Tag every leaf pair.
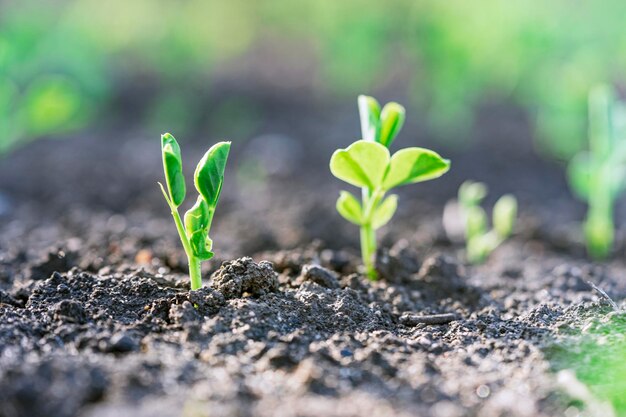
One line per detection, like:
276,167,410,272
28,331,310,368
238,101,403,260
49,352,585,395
330,140,450,191
161,133,230,260
358,95,406,147
337,191,398,229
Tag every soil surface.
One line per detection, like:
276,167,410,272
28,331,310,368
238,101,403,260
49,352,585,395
1,95,625,417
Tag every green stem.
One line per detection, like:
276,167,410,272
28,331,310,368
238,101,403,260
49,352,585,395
188,256,202,290
360,223,376,279
359,188,384,280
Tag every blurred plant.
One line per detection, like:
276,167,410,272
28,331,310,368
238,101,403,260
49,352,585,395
0,3,107,153
331,96,450,279
567,85,626,259
456,181,517,264
159,133,230,290
549,308,626,416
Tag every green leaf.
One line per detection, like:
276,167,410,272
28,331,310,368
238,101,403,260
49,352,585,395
458,181,488,207
184,196,210,236
161,133,186,207
336,191,363,225
189,229,214,260
567,153,592,201
382,147,450,190
358,95,381,142
493,194,517,238
194,141,231,208
379,102,405,148
330,140,390,189
372,194,398,229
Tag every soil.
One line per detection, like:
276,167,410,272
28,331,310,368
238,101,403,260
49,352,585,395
1,94,625,417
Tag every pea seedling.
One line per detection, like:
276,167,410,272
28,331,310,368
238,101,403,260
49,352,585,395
159,133,230,290
331,96,450,279
457,181,517,264
568,85,626,259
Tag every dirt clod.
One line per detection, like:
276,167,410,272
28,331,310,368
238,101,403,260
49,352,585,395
211,257,279,299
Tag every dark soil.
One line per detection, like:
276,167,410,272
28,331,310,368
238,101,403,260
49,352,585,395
1,95,625,417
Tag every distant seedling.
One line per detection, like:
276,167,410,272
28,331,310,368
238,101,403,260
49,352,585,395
159,133,230,290
568,85,626,259
453,181,517,264
330,95,450,279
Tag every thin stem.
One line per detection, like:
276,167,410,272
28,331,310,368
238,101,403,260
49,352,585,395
188,256,202,290
159,183,202,289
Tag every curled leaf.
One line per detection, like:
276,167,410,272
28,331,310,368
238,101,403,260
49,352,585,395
330,140,390,189
184,196,210,236
336,191,363,225
383,147,450,190
195,141,231,208
379,102,405,148
371,194,398,229
161,133,186,206
189,229,214,260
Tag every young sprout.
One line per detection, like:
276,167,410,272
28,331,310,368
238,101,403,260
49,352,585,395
568,85,626,259
457,181,517,264
330,95,450,279
159,133,230,290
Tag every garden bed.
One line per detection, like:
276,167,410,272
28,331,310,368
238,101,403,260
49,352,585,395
0,98,624,417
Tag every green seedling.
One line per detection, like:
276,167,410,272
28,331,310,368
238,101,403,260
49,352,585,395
568,85,626,259
159,133,230,290
331,95,450,279
457,181,517,264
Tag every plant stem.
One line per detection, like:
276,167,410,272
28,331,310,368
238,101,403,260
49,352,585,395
169,200,203,290
188,256,202,290
360,188,383,280
360,223,376,279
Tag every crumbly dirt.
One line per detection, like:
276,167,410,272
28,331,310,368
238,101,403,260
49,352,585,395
1,230,625,417
1,98,626,417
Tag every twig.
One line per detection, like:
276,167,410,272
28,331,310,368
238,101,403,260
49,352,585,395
400,313,457,326
586,281,619,311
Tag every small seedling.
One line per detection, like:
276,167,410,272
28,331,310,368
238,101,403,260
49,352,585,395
330,95,450,279
568,85,626,259
457,181,517,264
159,133,230,290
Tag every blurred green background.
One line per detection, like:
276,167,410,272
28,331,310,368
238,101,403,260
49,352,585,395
2,0,626,159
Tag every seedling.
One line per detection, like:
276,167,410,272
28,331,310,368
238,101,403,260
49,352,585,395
568,85,626,259
457,181,517,264
330,95,450,279
159,133,230,290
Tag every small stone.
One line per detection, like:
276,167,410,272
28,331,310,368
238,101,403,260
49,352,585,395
108,333,138,353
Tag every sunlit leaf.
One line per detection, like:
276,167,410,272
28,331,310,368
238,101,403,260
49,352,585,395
184,196,209,235
195,141,231,208
161,133,186,206
383,147,450,190
372,194,398,229
336,191,363,225
379,102,405,148
330,140,390,189
358,95,381,142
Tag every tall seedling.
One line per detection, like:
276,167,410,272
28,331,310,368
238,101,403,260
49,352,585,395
159,133,230,289
331,96,450,279
568,85,626,259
